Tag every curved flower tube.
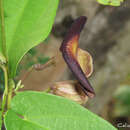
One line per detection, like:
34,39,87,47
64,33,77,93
60,16,95,98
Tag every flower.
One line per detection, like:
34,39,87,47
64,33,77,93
51,16,95,104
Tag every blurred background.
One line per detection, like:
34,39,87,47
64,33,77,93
1,0,130,129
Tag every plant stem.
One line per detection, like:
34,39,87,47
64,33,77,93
7,79,15,109
0,65,8,130
0,0,7,58
21,57,55,83
1,65,8,115
21,66,33,83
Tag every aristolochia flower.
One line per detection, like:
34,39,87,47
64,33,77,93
51,16,95,104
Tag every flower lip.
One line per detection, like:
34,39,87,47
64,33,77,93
60,16,95,98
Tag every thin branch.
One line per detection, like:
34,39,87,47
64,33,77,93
21,57,56,83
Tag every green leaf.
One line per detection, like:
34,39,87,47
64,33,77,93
97,0,124,6
4,110,48,130
3,0,59,77
113,85,130,116
4,91,117,130
114,85,130,105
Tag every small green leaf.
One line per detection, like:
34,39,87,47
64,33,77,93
113,85,130,116
114,85,130,105
4,91,117,130
97,0,124,6
3,0,59,77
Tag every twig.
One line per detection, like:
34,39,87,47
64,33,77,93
21,57,56,83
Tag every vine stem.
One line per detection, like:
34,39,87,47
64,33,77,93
0,65,8,115
7,79,15,109
21,57,56,83
0,65,8,130
0,0,8,129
